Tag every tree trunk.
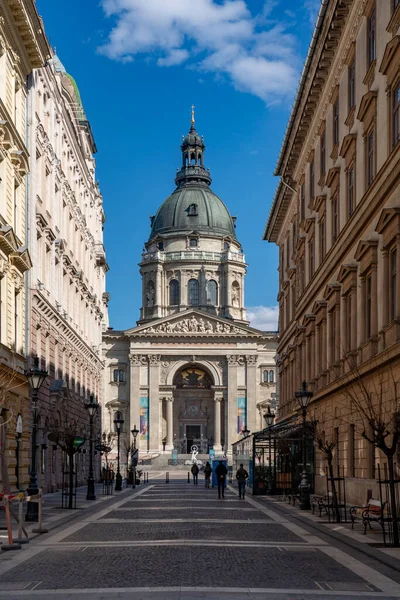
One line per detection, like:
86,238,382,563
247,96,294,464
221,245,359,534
328,459,340,523
387,454,399,547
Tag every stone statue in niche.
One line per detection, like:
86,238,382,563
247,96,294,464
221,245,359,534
232,285,240,307
146,285,155,307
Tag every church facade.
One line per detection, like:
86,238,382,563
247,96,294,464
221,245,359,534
103,115,277,460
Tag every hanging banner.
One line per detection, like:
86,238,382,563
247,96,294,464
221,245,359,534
237,397,246,434
140,397,149,440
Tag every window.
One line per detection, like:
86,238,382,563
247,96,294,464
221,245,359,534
390,247,397,321
308,238,315,279
269,370,274,383
310,160,315,200
333,99,339,146
347,165,355,216
300,183,305,220
395,0,400,10
113,369,124,383
169,279,180,305
319,218,326,261
367,8,376,66
157,241,164,251
189,238,198,248
393,81,400,148
223,241,230,251
332,194,339,243
367,129,375,186
263,370,268,383
207,280,218,306
187,203,198,216
349,59,356,109
320,131,326,176
366,273,372,339
188,279,199,305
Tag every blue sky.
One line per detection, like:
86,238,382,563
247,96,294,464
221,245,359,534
36,0,320,330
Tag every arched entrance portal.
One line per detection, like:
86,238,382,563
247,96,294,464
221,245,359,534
171,365,223,454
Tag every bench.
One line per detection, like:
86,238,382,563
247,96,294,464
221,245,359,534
350,499,387,534
287,492,300,506
311,494,326,516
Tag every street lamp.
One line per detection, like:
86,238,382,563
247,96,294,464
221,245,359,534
114,415,124,491
264,405,275,469
295,380,313,510
85,394,99,500
131,425,139,488
242,427,250,438
25,357,48,522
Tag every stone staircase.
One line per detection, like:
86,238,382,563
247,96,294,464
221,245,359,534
139,453,211,470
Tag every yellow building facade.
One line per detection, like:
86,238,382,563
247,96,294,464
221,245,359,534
0,0,50,491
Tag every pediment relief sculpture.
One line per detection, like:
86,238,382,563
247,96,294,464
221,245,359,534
139,314,249,336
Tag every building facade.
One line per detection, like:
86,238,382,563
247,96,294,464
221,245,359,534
0,1,50,492
265,0,400,504
103,117,277,466
26,55,108,492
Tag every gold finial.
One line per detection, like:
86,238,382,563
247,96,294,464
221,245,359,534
191,104,195,125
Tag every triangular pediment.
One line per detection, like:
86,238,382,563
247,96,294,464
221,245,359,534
124,309,269,337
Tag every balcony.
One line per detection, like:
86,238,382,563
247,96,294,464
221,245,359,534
140,250,246,264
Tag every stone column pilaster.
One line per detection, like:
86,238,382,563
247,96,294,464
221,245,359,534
246,355,258,435
351,286,357,351
360,275,366,343
166,396,174,450
213,395,223,452
227,355,239,453
371,264,378,337
382,248,389,327
396,235,400,318
340,293,347,355
129,354,143,448
149,354,161,452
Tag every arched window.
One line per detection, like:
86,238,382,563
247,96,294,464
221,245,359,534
190,153,196,164
207,280,218,306
169,279,180,306
263,370,268,383
198,153,202,165
269,370,274,383
188,279,199,306
187,203,198,216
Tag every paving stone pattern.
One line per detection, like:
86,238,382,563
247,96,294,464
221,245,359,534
104,508,262,521
0,546,366,590
62,521,300,543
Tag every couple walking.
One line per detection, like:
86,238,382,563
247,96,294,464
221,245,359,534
191,461,212,487
215,461,248,498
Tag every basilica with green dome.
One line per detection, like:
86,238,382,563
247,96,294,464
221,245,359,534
102,114,277,462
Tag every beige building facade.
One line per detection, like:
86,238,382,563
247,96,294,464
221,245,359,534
26,55,108,492
265,0,400,504
103,118,277,467
0,1,50,492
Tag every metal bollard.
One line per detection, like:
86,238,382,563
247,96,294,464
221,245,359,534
187,471,190,483
166,472,169,483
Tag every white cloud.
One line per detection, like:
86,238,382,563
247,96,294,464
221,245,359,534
247,305,279,331
303,0,321,27
98,0,300,103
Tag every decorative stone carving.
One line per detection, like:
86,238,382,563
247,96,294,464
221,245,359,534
129,354,148,366
140,316,248,336
246,355,258,366
227,355,245,366
148,354,161,366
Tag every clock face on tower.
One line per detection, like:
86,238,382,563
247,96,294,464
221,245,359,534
174,367,212,388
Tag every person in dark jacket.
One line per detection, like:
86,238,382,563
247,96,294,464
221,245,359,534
204,462,212,488
236,463,249,498
215,460,227,498
191,463,199,485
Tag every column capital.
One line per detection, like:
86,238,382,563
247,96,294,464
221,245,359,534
245,355,258,366
129,354,147,366
148,354,162,366
227,354,245,366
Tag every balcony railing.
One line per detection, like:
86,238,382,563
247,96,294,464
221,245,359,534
141,250,246,264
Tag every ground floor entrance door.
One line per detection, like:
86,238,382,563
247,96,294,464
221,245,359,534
186,425,201,453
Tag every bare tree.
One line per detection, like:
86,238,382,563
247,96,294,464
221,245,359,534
314,421,340,522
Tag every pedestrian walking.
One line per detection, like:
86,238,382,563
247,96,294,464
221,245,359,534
236,463,249,499
204,461,212,488
215,460,227,498
191,463,199,485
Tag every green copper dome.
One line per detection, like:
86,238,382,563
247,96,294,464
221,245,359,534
149,117,237,240
150,184,236,239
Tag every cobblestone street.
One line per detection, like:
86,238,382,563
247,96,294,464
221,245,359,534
2,473,400,599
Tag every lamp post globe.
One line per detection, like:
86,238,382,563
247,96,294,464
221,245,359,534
114,416,124,491
85,394,99,500
295,381,313,510
242,427,250,438
131,425,139,488
264,405,275,428
25,357,48,522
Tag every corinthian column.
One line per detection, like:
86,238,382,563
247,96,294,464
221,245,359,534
213,395,222,452
166,396,174,450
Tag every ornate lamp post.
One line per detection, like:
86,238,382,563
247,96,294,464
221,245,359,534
242,426,250,438
131,425,139,489
295,381,313,510
25,357,48,522
114,415,124,491
264,405,275,469
85,394,99,500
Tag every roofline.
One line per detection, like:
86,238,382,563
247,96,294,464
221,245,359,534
273,0,329,177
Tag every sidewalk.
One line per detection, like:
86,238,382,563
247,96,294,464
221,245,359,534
0,480,138,548
255,494,400,576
